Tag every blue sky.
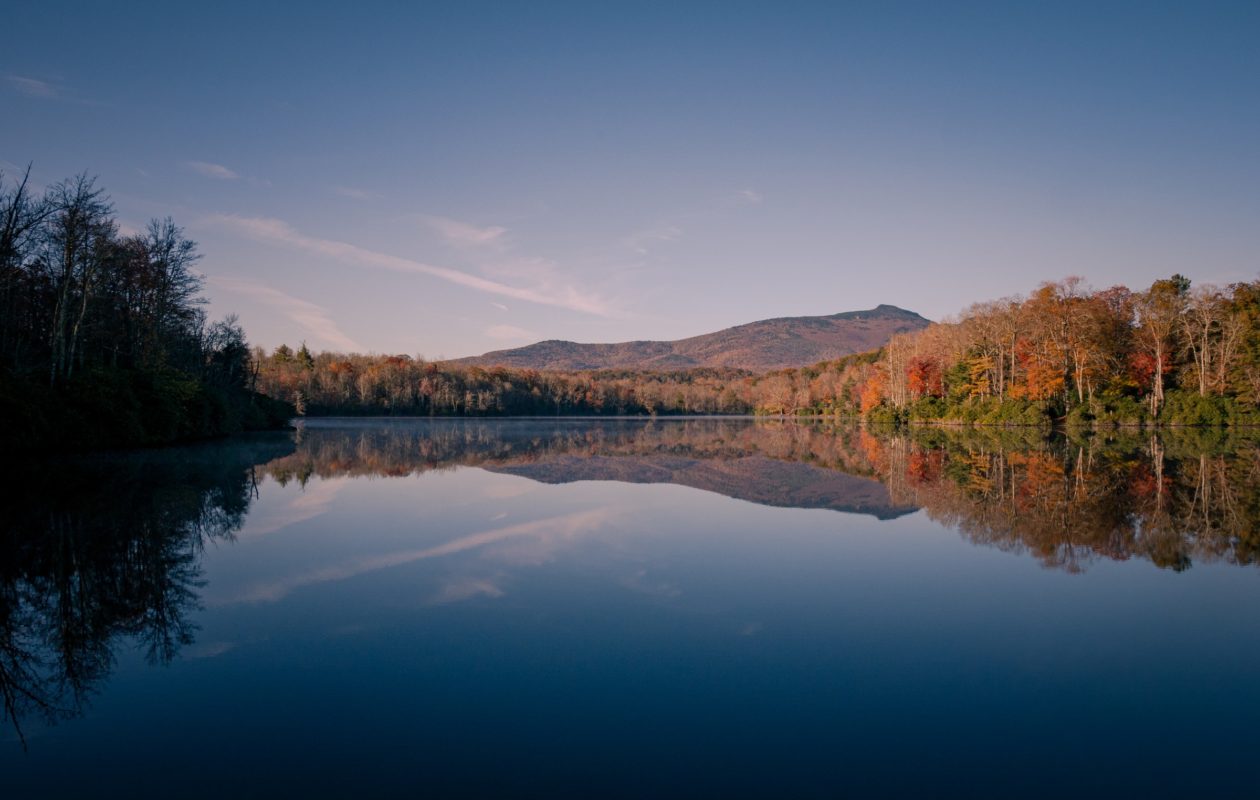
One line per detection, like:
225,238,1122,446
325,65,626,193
4,1,1258,356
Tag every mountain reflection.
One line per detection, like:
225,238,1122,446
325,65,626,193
0,436,294,747
7,419,1260,747
270,418,917,518
280,418,1260,572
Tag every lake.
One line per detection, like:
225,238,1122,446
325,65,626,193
4,418,1260,798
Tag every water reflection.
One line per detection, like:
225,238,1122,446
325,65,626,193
0,436,294,746
6,418,1260,752
272,418,917,519
281,418,1260,573
872,426,1260,572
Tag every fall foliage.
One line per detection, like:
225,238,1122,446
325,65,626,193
256,274,1260,427
849,275,1260,426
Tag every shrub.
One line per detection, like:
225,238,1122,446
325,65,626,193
865,403,905,426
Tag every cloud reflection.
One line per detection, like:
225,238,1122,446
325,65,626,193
235,477,350,538
215,508,615,605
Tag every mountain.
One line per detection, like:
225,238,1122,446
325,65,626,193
455,305,930,372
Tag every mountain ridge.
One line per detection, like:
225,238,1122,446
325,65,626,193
455,304,930,372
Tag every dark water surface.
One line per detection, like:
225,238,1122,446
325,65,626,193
4,418,1260,798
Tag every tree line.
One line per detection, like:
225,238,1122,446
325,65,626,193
257,346,758,416
258,274,1260,427
718,275,1260,425
0,167,290,450
853,275,1260,426
253,345,888,418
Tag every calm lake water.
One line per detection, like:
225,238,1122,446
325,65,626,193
4,418,1260,798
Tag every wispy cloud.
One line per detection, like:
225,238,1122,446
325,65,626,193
734,188,763,205
5,75,57,98
622,225,682,255
490,302,509,312
213,214,613,316
485,324,537,341
4,75,103,106
186,161,240,180
335,186,378,200
424,215,507,248
209,276,362,351
478,255,597,306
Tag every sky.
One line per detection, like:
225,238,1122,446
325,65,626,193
3,1,1258,357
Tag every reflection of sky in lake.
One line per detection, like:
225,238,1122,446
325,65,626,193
6,421,1260,798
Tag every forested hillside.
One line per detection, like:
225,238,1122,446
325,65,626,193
456,305,929,371
0,168,291,451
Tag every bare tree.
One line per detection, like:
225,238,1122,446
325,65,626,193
43,174,115,383
0,165,54,365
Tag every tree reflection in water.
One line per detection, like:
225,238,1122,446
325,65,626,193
5,419,1259,746
864,425,1260,572
0,436,293,747
276,419,1260,572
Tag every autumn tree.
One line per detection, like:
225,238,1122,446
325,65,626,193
1134,275,1189,415
1180,285,1223,397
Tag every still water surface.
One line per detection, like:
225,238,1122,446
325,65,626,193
4,418,1260,797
